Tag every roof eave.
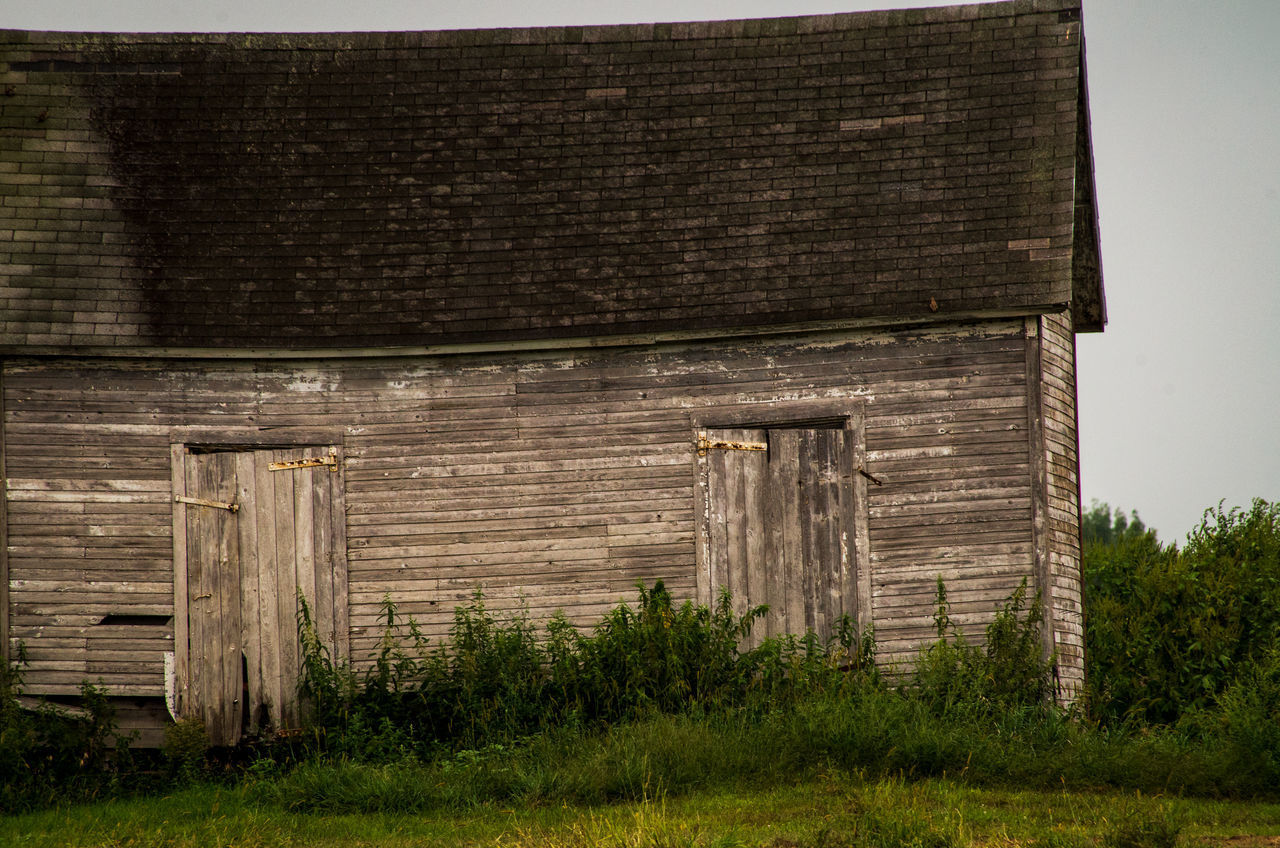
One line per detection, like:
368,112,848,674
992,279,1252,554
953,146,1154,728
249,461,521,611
1071,33,1106,333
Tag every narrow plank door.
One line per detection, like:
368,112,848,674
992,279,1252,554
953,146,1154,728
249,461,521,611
696,427,857,646
173,446,347,746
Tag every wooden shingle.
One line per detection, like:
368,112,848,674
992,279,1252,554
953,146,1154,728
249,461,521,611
0,0,1103,351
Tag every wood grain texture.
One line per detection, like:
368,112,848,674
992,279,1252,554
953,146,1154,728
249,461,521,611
0,367,8,663
3,319,1067,726
165,445,346,744
1039,311,1085,700
697,425,858,646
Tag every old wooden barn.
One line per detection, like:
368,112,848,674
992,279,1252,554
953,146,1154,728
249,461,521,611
0,0,1105,745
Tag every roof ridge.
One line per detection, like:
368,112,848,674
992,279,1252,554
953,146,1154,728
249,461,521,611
1,1,1082,44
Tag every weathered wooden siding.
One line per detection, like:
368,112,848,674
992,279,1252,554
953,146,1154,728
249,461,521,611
1039,311,1085,696
4,319,1039,702
865,328,1035,666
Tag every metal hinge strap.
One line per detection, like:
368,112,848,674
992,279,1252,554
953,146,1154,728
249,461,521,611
696,433,768,456
268,447,339,473
174,495,239,513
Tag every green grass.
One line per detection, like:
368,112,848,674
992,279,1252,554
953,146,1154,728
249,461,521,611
3,774,1278,848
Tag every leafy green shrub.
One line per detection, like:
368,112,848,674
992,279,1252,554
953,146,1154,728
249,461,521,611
912,577,1055,715
162,716,211,782
297,581,878,755
0,648,133,812
1206,640,1280,788
1084,499,1280,725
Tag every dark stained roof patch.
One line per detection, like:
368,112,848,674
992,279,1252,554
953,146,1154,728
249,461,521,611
0,0,1104,352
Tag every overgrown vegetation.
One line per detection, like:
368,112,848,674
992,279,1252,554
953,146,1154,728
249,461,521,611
1084,499,1280,725
0,646,135,813
1083,497,1280,789
297,581,877,757
5,497,1280,823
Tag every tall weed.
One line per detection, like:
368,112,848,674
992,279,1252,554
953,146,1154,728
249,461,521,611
912,577,1055,715
296,580,877,754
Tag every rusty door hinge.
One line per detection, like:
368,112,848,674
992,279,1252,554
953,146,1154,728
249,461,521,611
269,447,339,472
696,433,768,457
174,495,239,513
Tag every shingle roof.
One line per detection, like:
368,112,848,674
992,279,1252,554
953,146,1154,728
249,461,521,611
0,0,1103,353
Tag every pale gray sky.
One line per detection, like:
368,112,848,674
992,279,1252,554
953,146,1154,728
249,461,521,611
4,0,1278,543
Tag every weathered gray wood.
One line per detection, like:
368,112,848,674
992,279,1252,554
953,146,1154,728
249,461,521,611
312,457,334,655
1039,310,1085,699
272,449,299,730
0,367,8,664
776,431,805,635
725,429,750,622
294,459,317,640
329,446,350,662
215,453,243,744
1024,317,1054,670
179,453,198,722
165,441,348,743
191,455,218,737
233,451,263,736
699,425,858,646
252,449,282,734
761,433,785,640
5,320,1070,735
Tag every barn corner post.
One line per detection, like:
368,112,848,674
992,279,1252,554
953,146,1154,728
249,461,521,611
0,361,8,666
1024,315,1054,666
1024,316,1057,685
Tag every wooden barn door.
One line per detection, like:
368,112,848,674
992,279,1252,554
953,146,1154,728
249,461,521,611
696,427,860,646
171,445,347,746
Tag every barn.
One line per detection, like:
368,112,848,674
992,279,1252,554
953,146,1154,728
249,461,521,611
0,0,1104,745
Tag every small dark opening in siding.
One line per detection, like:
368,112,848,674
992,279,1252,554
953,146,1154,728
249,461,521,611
710,416,846,430
98,614,172,626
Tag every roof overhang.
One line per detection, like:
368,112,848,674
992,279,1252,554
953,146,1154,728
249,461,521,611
1071,39,1106,333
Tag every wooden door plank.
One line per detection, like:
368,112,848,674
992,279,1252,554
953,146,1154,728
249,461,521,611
797,431,819,635
271,449,299,729
803,432,825,638
762,437,786,641
834,431,856,625
253,449,282,732
184,454,209,735
294,461,317,636
194,454,227,743
775,431,805,636
706,445,730,617
312,458,335,652
169,443,189,718
850,414,873,635
824,432,844,637
212,452,243,744
328,446,350,662
740,428,766,646
692,437,712,608
234,450,263,737
723,429,749,622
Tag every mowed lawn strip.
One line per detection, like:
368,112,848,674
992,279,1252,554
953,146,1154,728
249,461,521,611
4,776,1279,848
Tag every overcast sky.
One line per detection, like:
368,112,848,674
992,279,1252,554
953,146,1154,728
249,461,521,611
4,0,1278,544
